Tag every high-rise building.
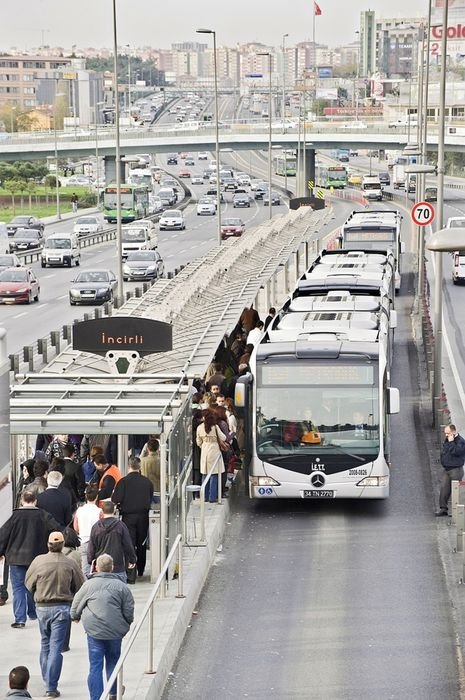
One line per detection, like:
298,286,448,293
360,10,376,76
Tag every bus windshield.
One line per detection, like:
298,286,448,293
255,360,379,462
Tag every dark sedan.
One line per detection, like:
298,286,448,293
254,186,267,200
9,228,44,252
263,191,282,206
0,254,22,269
6,215,44,237
233,194,251,208
69,269,118,305
123,250,165,281
0,267,40,304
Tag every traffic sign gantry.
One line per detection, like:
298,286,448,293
411,201,435,227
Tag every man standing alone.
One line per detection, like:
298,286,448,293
112,457,153,578
70,553,134,700
436,424,465,516
25,531,85,698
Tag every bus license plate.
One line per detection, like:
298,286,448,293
302,490,335,498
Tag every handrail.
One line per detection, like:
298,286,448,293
99,533,184,700
199,451,223,542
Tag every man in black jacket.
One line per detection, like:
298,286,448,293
87,502,136,583
112,457,153,578
0,489,61,628
37,471,73,528
436,424,465,516
63,442,85,503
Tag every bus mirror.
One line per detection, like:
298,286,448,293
389,310,398,329
387,387,400,415
235,380,247,408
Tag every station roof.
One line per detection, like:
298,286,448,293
10,206,333,435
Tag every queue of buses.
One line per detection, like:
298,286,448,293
236,208,403,501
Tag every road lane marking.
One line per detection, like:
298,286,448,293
36,303,48,309
42,274,56,279
12,312,27,319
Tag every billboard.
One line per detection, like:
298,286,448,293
316,87,338,100
317,66,333,78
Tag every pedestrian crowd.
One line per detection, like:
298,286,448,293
191,304,273,501
0,431,160,699
0,302,272,698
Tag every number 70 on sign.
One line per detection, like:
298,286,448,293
411,201,435,227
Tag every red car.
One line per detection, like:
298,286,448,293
221,218,245,240
0,266,40,303
178,169,191,178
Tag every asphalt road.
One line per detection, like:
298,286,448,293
162,245,461,700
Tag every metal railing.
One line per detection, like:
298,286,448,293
99,534,184,700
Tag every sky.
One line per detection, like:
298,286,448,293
3,1,429,52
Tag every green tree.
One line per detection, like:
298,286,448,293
26,180,37,209
44,175,58,206
3,178,23,213
16,178,28,208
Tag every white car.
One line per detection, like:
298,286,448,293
236,174,251,186
159,209,186,231
197,200,216,216
149,196,164,214
198,152,208,160
271,119,297,130
73,216,103,236
340,121,368,129
61,176,95,188
388,118,418,129
191,176,204,185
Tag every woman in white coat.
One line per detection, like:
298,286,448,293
196,409,227,502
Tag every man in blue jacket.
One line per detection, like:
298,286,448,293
436,424,465,516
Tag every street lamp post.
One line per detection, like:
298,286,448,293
258,52,272,220
126,45,132,120
94,101,105,208
281,33,288,130
53,91,65,220
197,28,221,245
433,0,449,428
112,0,123,303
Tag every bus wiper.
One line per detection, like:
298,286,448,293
321,444,365,462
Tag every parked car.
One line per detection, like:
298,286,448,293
0,254,22,269
159,209,186,231
221,218,245,240
73,216,103,237
263,191,282,206
233,193,251,208
6,216,44,237
123,250,164,281
197,199,216,216
69,269,117,305
9,228,44,252
0,267,40,304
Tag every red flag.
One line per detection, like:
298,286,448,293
314,1,322,15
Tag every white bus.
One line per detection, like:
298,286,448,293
340,210,404,293
235,250,400,501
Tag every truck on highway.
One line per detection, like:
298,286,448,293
392,164,406,189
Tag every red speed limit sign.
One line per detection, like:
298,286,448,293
411,201,435,226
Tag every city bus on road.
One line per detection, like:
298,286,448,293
103,184,150,224
128,168,154,190
317,165,347,189
340,210,404,293
235,249,399,501
274,155,297,177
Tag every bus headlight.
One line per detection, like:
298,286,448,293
250,476,281,487
357,476,389,487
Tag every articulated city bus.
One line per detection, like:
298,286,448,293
340,210,404,292
103,183,150,224
317,165,347,189
274,155,297,177
235,250,399,501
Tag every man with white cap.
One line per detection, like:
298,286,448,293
25,531,85,698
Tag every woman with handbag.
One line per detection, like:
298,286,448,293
196,409,228,503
